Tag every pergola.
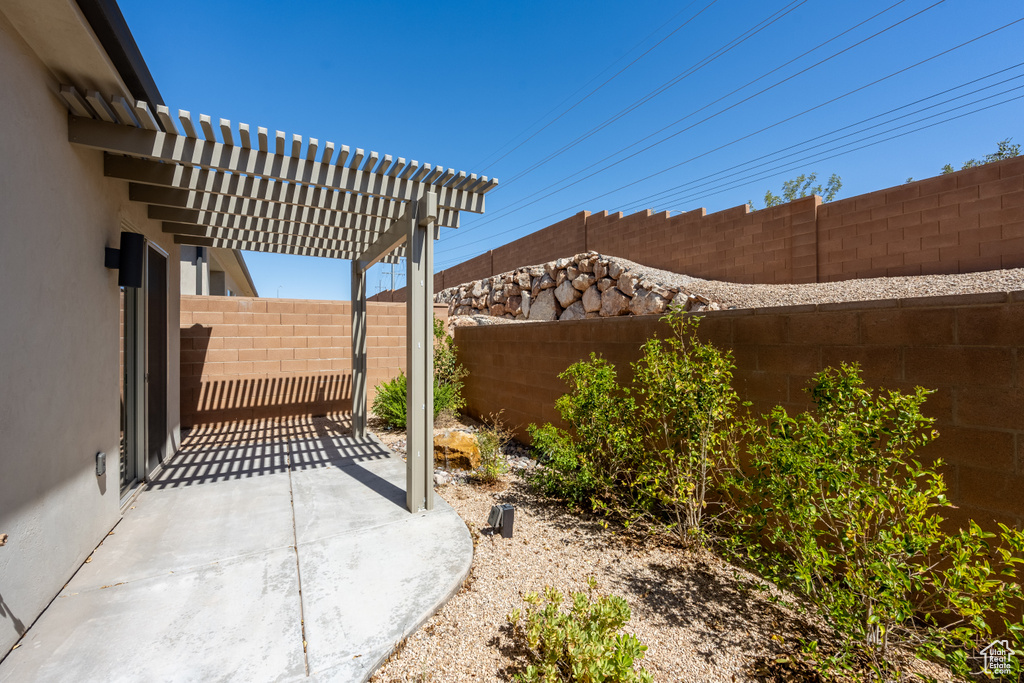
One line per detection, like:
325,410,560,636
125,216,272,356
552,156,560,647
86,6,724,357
61,85,497,513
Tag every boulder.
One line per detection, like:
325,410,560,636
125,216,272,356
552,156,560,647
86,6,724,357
593,262,607,279
470,281,485,298
565,266,580,282
506,295,522,316
521,291,531,318
607,261,623,279
618,273,637,297
559,301,586,321
489,303,506,316
629,289,669,316
515,271,532,288
529,288,559,320
572,273,596,291
434,430,481,471
555,279,581,307
596,277,615,292
600,288,631,317
582,285,602,313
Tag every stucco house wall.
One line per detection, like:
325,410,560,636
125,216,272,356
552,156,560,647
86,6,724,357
0,9,181,653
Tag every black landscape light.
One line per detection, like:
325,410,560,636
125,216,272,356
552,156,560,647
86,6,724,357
487,504,515,538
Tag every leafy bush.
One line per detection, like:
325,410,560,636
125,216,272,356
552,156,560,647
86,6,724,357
631,314,743,545
370,316,466,429
528,355,640,510
733,363,1024,678
528,310,741,544
507,578,652,683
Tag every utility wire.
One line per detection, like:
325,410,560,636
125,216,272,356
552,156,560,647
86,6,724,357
440,12,1021,262
499,0,814,188
464,0,947,233
616,63,1024,212
472,0,717,172
436,90,1023,269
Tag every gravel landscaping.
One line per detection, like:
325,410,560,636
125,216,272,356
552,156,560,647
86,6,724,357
369,423,958,683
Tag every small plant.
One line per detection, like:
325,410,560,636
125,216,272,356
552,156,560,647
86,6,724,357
370,315,466,429
473,413,512,485
507,578,652,683
733,363,1024,679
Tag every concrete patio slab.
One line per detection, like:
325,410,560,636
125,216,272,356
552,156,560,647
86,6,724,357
290,456,410,545
0,420,474,683
299,509,474,676
0,548,306,683
64,471,295,593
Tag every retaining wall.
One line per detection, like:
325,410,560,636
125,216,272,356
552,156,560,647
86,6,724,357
454,292,1024,530
180,295,446,426
372,156,1024,301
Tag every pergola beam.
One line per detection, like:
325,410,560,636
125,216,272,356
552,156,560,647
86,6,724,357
173,234,402,262
72,117,489,212
130,180,459,229
157,209,395,239
167,221,406,255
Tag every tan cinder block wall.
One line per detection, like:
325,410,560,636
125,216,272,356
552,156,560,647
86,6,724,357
180,296,448,426
366,155,1024,304
455,292,1024,530
817,157,1024,281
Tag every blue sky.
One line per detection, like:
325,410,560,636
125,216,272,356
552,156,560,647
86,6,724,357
118,0,1024,300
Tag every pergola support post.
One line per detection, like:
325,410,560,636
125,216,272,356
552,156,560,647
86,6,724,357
405,193,437,512
351,261,367,439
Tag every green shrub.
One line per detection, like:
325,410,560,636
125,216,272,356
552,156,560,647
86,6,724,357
734,363,1024,678
631,313,743,545
370,316,466,429
527,355,640,511
507,578,652,683
528,310,741,544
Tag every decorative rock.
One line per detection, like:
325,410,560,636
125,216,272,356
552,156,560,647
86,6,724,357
536,273,556,291
433,430,481,470
559,301,586,321
529,266,545,277
572,273,595,292
599,288,631,317
529,288,559,320
471,281,485,298
629,289,669,316
596,277,615,292
593,262,607,279
555,257,572,269
555,270,568,287
506,295,522,316
577,258,593,274
555,279,580,307
521,291,531,318
608,262,623,279
489,303,506,316
544,261,558,278
619,274,637,297
515,271,532,288
434,470,451,486
582,285,602,313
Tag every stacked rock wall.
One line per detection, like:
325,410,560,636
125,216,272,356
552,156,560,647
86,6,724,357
440,252,719,322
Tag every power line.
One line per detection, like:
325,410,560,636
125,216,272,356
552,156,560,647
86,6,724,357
499,0,814,188
437,12,1022,262
471,0,715,172
435,90,1023,271
464,0,942,232
616,63,1024,213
